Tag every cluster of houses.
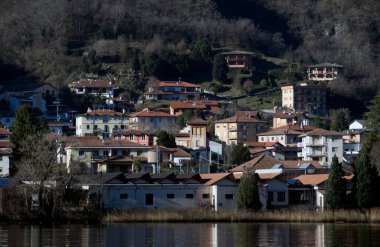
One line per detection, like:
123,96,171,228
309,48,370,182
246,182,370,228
0,52,360,211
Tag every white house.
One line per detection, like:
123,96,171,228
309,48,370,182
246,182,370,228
342,120,369,155
75,109,129,138
297,129,343,167
71,172,239,211
69,80,117,98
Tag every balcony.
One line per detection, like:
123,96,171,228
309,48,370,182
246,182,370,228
306,151,326,157
91,155,110,161
306,141,326,147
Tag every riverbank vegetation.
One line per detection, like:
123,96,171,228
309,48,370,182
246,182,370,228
103,208,380,224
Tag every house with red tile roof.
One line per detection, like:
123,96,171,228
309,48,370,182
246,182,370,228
220,50,253,68
114,129,155,146
257,126,304,146
144,80,202,101
129,108,177,131
63,136,151,173
75,109,129,138
169,100,220,115
272,112,311,129
215,113,268,145
69,80,117,98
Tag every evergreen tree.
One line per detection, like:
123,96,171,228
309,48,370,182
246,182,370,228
231,142,251,165
10,105,47,175
356,143,377,208
325,156,346,210
212,55,228,83
237,171,261,211
156,131,176,148
366,90,380,133
190,39,213,64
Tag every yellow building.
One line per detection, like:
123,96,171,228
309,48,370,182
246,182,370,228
175,118,207,149
215,114,267,145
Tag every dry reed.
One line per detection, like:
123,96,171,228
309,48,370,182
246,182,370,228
103,208,380,224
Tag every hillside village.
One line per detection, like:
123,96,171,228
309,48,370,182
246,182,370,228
0,52,374,214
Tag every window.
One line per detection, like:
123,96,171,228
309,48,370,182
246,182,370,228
142,134,146,141
114,125,118,129
86,125,90,130
225,194,233,199
129,134,134,141
79,150,85,156
94,125,98,130
145,194,153,205
121,125,125,129
120,194,128,199
196,140,200,147
202,194,209,199
186,194,194,199
92,150,99,156
332,147,338,153
150,118,154,122
0,156,2,161
277,192,286,202
167,194,175,199
103,150,109,156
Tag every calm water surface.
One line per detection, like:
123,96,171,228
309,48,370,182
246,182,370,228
0,223,379,246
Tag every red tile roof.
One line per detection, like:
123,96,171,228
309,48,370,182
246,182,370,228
0,128,11,136
249,148,271,155
280,160,323,169
200,173,233,185
294,174,329,186
299,129,342,137
272,112,305,119
258,173,282,180
275,125,318,133
66,137,150,148
152,81,201,88
187,118,207,125
173,148,192,158
236,111,260,118
70,80,115,88
216,115,266,124
129,110,175,118
230,154,280,172
170,101,207,109
0,140,13,148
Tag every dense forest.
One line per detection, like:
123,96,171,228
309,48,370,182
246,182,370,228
1,0,380,107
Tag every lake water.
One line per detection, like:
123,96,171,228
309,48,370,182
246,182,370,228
0,223,379,246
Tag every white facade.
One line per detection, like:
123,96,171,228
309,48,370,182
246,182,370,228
76,112,128,138
298,134,343,167
0,151,10,177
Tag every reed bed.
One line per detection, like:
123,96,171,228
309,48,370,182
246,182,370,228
103,208,380,224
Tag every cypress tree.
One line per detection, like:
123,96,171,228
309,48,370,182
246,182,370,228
237,171,261,211
325,156,346,209
231,142,251,165
356,145,377,208
212,55,228,83
10,104,47,175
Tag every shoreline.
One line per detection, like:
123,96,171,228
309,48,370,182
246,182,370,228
3,208,380,224
102,208,380,224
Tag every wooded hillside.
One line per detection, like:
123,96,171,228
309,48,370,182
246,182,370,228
0,0,380,105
